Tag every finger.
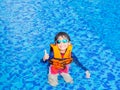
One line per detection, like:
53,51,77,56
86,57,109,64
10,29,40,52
44,50,47,55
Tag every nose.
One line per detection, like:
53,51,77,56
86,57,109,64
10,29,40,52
60,42,64,45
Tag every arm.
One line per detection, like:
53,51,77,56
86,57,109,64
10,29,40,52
72,52,88,71
72,52,90,78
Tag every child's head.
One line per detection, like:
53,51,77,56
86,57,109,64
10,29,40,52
54,32,71,53
55,32,71,42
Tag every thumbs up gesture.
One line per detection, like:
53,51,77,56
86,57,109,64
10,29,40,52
43,50,49,61
85,70,91,78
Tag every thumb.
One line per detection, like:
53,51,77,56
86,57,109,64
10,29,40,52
44,49,48,55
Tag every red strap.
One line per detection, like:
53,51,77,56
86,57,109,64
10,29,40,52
61,53,65,58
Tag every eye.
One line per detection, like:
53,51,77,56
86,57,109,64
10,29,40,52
56,40,61,44
62,39,68,43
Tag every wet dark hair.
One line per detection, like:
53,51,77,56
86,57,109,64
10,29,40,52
54,32,71,42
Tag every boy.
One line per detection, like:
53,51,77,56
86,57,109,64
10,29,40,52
43,32,90,86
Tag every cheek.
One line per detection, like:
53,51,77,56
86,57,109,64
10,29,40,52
56,44,61,49
56,43,69,49
65,43,70,46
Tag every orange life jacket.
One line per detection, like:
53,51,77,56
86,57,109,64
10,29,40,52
49,44,73,69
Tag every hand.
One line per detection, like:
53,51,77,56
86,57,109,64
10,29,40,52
43,50,49,61
85,70,90,78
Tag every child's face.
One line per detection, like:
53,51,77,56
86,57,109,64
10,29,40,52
56,36,70,52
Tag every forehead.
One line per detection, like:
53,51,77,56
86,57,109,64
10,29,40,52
57,36,67,40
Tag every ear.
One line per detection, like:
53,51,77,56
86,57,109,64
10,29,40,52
68,41,71,45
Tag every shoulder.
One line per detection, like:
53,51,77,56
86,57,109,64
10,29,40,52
71,52,75,56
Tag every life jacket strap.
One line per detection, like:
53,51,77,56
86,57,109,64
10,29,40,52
49,58,73,69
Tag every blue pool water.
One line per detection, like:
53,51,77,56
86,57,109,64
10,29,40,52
0,0,120,90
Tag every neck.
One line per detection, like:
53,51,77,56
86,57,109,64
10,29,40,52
60,50,66,53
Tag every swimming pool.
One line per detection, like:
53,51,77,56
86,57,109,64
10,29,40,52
0,0,120,90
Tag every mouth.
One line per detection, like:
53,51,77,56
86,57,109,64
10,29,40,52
60,45,65,48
